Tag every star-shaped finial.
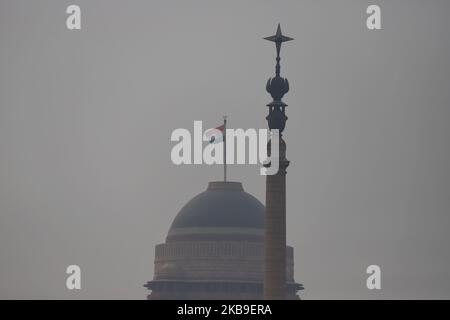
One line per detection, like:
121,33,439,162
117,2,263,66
264,24,294,44
264,24,293,58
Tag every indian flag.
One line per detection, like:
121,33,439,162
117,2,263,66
204,124,225,144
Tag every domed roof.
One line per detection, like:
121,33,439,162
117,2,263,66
167,181,264,241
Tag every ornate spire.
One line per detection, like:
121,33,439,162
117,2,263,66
264,24,294,76
263,24,294,300
264,24,293,133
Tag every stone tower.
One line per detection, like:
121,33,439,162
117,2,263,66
263,24,293,300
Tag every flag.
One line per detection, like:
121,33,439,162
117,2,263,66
205,124,225,144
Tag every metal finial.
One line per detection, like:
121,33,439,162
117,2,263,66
264,24,293,133
264,24,294,58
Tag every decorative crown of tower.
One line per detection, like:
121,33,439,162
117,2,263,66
264,24,293,133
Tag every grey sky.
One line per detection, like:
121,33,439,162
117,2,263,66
1,0,450,299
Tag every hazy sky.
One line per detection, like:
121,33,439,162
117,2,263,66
1,0,450,299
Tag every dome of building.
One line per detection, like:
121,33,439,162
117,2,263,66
171,181,264,228
145,180,303,299
166,181,264,242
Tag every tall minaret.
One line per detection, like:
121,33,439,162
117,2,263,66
263,24,293,300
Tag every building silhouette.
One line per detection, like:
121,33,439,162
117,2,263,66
144,181,302,299
144,25,301,299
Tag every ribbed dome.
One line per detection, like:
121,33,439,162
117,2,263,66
168,181,264,238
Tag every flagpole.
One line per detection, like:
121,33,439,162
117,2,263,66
223,115,227,182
